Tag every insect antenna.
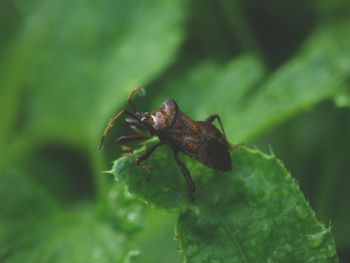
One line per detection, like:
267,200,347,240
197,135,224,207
98,109,126,151
127,87,145,112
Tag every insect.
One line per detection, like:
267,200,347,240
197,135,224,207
99,88,232,200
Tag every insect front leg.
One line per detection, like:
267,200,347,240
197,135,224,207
116,134,150,154
134,141,164,164
173,151,196,201
134,141,164,177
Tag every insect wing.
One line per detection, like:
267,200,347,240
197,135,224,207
167,122,232,171
198,135,232,171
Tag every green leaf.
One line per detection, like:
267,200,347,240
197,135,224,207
108,19,350,263
112,146,338,262
0,0,186,146
334,84,350,108
0,170,56,227
149,20,350,142
112,139,190,210
130,209,181,263
0,2,186,260
176,148,337,262
235,21,350,141
0,170,137,263
262,104,350,251
148,54,266,141
1,2,348,262
309,0,350,16
99,183,145,234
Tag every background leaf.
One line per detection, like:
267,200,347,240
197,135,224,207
1,0,350,262
0,170,135,263
0,0,185,147
147,20,350,142
0,0,186,262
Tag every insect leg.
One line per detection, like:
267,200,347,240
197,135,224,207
116,134,150,154
129,124,147,136
173,152,196,201
205,115,243,149
205,114,227,141
135,142,164,164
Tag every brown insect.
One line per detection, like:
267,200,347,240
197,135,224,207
99,88,232,200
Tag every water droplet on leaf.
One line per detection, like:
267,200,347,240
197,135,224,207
326,244,336,258
284,244,293,253
295,205,308,219
281,188,289,197
187,244,200,256
261,223,271,239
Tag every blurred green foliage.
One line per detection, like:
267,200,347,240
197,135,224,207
0,0,350,262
